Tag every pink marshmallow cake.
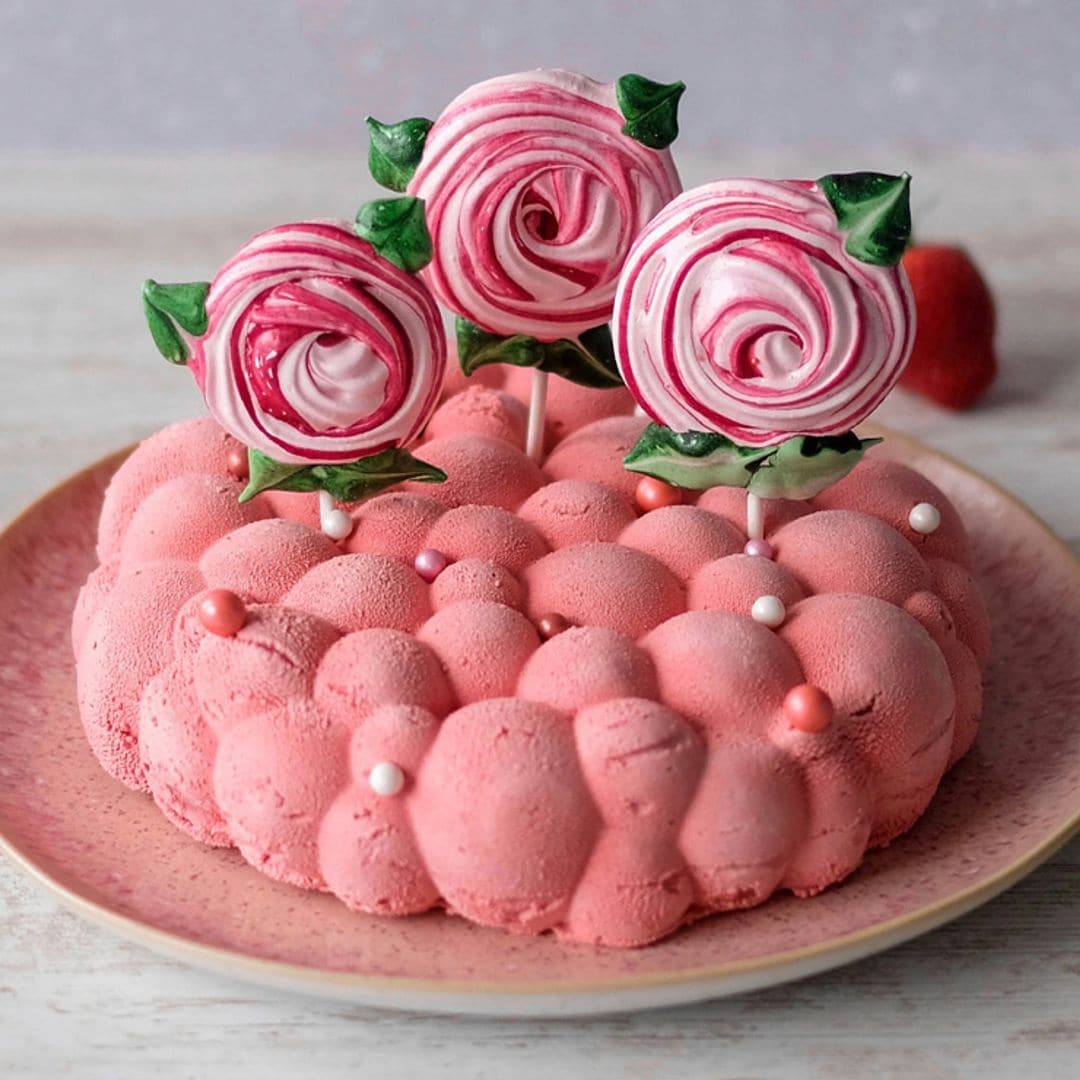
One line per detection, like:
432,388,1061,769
72,367,987,947
71,69,988,947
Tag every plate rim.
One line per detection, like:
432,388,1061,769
1,428,1078,1008
2,794,1077,1006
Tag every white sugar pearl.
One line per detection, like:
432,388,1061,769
368,762,405,797
908,502,942,535
751,594,787,628
322,507,354,541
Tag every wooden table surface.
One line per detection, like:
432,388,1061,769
1,151,1077,1078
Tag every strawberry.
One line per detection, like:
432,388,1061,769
899,244,998,409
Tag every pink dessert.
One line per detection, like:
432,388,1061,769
76,68,988,948
72,370,987,947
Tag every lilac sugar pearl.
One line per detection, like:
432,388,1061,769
414,547,451,583
743,538,774,559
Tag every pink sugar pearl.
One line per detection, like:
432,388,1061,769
784,683,834,733
635,476,683,513
744,538,774,559
197,588,247,637
414,548,451,583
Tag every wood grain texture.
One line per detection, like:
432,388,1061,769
1,151,1077,1078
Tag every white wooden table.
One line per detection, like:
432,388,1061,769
1,152,1077,1079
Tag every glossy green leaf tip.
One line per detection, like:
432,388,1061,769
141,279,210,365
366,116,433,193
818,171,912,267
615,73,686,150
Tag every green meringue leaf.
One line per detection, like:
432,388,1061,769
238,451,309,502
354,196,433,273
615,73,686,150
366,116,433,193
818,171,912,267
240,447,446,504
456,318,623,389
747,433,883,499
141,279,210,364
624,425,883,498
623,424,776,489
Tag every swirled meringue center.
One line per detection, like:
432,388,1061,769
495,166,620,305
276,334,388,433
193,221,446,463
243,277,393,435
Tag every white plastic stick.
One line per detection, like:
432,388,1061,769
319,488,334,526
746,491,765,541
525,369,548,462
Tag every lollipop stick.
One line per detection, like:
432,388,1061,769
319,489,334,525
525,369,548,462
746,491,765,541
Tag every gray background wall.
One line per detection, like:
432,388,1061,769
2,0,1078,154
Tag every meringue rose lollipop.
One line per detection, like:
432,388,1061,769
142,218,447,517
407,69,682,344
367,68,685,458
618,172,914,517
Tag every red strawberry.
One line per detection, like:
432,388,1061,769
900,244,998,409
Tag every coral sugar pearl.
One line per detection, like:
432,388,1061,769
225,447,249,481
635,476,683,512
784,683,834,733
536,612,571,640
197,589,247,637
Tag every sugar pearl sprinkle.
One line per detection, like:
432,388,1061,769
225,447,249,481
368,761,406,797
784,684,834,733
414,548,451,583
536,612,572,640
908,501,942,535
750,595,787,628
197,589,247,637
743,537,774,559
635,475,683,513
321,508,354,541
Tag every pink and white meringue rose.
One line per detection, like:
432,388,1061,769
614,179,915,446
189,221,446,464
408,69,682,342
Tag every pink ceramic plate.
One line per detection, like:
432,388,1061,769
1,430,1077,1017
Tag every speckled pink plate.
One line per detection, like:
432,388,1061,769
1,431,1077,1017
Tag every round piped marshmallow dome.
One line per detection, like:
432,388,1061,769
74,367,987,948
